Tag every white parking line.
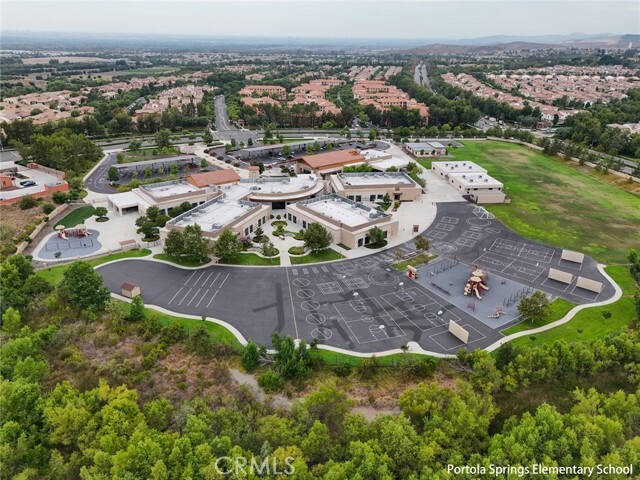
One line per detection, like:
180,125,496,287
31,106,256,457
168,287,183,305
206,289,219,308
195,289,210,308
208,272,221,288
193,271,206,286
187,288,202,306
178,288,193,306
186,271,197,283
218,272,230,289
201,271,213,286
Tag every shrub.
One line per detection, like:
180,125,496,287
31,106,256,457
258,370,285,393
42,203,55,214
399,357,437,378
288,246,306,255
356,355,380,380
19,196,38,210
332,363,353,377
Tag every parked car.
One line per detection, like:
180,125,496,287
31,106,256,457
20,180,36,187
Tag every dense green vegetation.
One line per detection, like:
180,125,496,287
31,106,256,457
219,252,281,266
1,247,639,478
451,140,640,264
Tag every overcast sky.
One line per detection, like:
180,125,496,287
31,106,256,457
2,1,639,40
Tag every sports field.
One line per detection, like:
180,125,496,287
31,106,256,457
449,141,640,264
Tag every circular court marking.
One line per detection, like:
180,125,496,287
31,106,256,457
485,227,501,234
296,289,315,299
466,218,491,227
368,271,399,286
306,313,326,325
292,278,310,287
300,300,320,311
424,312,438,321
361,315,374,322
412,304,426,312
430,242,458,254
312,327,332,340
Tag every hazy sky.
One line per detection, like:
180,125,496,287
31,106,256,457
2,0,639,40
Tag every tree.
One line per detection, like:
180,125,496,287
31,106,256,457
414,236,430,252
1,308,23,338
282,145,291,157
129,139,142,151
200,158,208,168
163,229,183,258
155,129,172,149
271,332,312,380
247,138,253,147
182,224,209,263
303,223,332,253
369,129,378,141
186,325,212,356
107,166,120,182
203,131,213,144
212,229,243,261
94,207,108,220
116,153,125,164
369,225,387,246
518,291,551,325
59,261,111,311
169,163,179,175
0,255,35,313
128,296,146,322
241,341,264,372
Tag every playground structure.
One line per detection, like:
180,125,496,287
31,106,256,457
463,268,490,299
407,265,418,280
56,224,91,241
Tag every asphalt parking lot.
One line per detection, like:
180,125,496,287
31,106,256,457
96,202,615,353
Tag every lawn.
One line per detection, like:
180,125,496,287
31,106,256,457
120,148,181,163
37,248,152,285
501,297,575,336
220,252,281,266
155,311,242,349
509,266,637,348
290,248,344,265
54,205,95,229
310,349,436,366
391,252,436,272
451,140,640,264
153,253,211,267
416,157,434,169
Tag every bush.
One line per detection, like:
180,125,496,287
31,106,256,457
332,363,353,377
288,246,306,255
52,191,70,204
42,203,55,214
399,357,437,378
257,370,285,393
356,355,380,380
19,196,38,210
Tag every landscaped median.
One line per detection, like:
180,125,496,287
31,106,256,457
391,252,437,272
220,252,281,266
153,253,211,268
289,248,345,265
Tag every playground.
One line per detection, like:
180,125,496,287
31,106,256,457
38,224,102,260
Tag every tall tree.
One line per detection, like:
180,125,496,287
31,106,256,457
58,261,110,312
303,223,332,253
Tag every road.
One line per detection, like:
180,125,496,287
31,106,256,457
213,95,258,144
414,62,432,90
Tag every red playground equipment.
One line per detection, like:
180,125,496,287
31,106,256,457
56,224,91,240
407,265,419,280
463,268,490,299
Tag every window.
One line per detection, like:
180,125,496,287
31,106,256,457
250,225,254,233
347,195,354,200
302,220,307,228
358,238,364,247
355,195,361,202
377,194,384,200
258,219,262,226
293,215,297,223
370,194,376,202
244,228,249,236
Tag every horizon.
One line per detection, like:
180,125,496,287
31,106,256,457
2,1,639,42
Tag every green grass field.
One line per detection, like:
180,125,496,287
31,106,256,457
290,248,344,265
509,266,637,348
391,253,436,272
310,349,435,365
54,206,95,229
155,312,242,349
450,141,640,264
501,298,575,336
38,249,152,285
220,252,281,266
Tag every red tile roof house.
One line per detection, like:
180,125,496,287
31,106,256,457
185,170,241,188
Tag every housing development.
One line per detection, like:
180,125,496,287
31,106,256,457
1,1,639,478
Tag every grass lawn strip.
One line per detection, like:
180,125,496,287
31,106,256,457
290,248,344,265
54,205,95,229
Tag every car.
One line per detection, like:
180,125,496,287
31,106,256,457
20,180,36,187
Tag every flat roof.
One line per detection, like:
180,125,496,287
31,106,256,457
432,161,487,174
335,172,416,186
141,180,200,198
220,174,321,200
301,194,388,228
169,197,259,233
108,190,151,209
449,172,503,188
113,155,198,170
404,142,436,150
